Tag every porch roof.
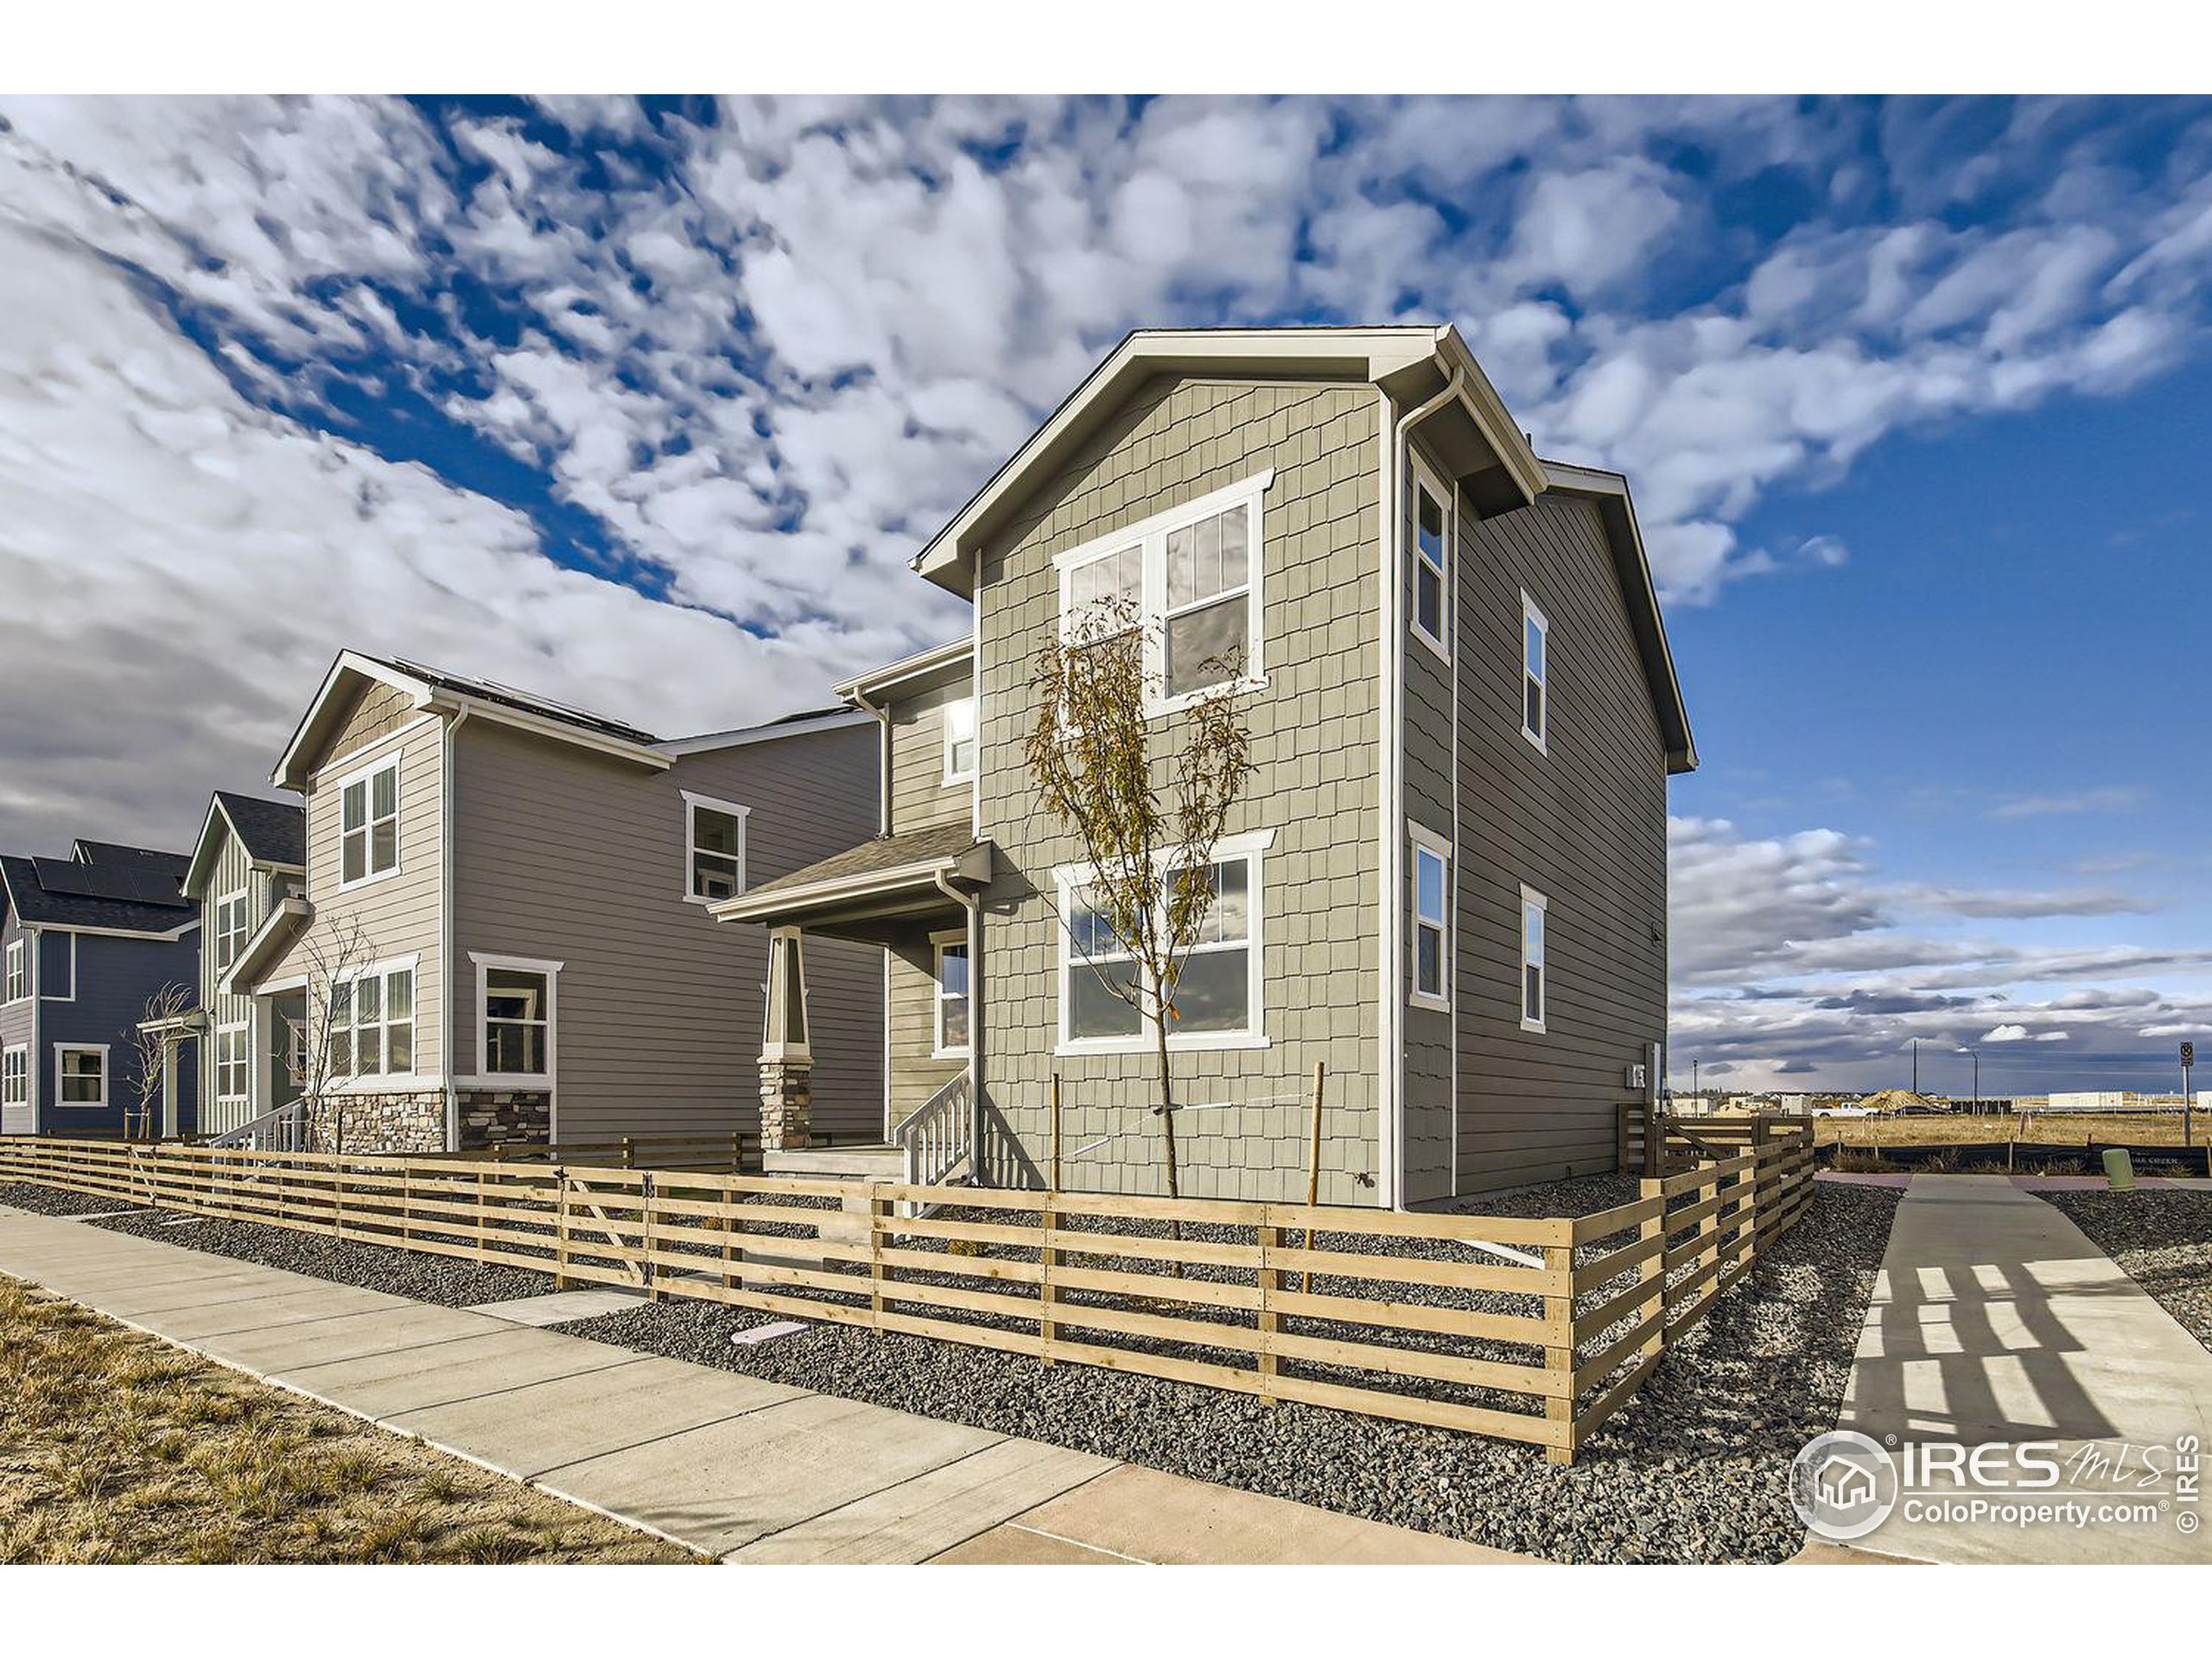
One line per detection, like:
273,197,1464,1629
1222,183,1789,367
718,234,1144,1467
712,823,993,942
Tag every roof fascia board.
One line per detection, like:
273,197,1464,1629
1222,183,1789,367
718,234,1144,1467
709,855,966,925
181,797,232,900
833,639,976,702
272,652,437,791
654,707,876,759
434,691,671,772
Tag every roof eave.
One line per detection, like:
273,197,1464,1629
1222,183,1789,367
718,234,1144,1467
833,637,976,704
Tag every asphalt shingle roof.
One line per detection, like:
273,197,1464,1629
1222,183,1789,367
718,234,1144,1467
741,822,983,903
0,841,194,933
214,791,305,868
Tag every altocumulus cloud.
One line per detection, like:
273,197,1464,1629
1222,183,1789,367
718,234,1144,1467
3,95,2212,1080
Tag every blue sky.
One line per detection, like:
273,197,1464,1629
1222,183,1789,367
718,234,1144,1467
0,93,2206,1092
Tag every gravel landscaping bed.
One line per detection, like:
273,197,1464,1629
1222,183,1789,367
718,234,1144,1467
0,1181,151,1219
84,1209,557,1308
554,1178,1900,1564
2042,1191,2212,1355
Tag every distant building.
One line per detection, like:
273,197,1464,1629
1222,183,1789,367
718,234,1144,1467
2046,1090,2183,1113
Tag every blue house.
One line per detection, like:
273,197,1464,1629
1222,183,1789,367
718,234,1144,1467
0,840,201,1139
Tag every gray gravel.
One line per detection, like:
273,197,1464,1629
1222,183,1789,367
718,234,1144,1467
2042,1191,2212,1355
85,1207,558,1307
553,1179,1901,1564
0,1180,149,1218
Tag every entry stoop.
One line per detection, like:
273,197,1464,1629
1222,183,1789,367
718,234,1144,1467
762,1145,906,1182
721,1145,906,1286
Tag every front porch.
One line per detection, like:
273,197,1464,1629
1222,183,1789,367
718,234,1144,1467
713,823,992,1185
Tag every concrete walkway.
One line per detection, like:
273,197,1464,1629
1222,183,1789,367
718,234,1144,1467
1836,1174,2212,1564
0,1206,1517,1566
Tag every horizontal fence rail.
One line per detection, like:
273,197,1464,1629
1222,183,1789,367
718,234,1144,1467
0,1124,1815,1464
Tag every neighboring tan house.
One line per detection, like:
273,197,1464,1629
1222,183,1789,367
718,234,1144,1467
0,841,201,1140
226,652,883,1155
180,791,307,1139
716,325,1695,1208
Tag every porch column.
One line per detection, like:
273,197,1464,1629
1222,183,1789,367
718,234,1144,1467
758,925,813,1152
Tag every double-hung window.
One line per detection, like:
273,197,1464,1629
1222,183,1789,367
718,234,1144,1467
215,1026,250,1102
1058,833,1269,1051
685,793,749,902
1411,467,1451,658
3,940,22,1002
214,891,251,970
340,760,400,885
478,957,557,1079
943,697,977,785
1056,473,1269,713
1409,826,1451,1011
57,1046,106,1109
328,963,415,1079
2,1047,26,1108
1520,886,1548,1033
1522,593,1549,752
932,933,970,1058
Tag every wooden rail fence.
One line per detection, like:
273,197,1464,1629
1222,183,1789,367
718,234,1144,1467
0,1128,1814,1465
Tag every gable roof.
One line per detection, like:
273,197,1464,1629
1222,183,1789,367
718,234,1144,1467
274,651,867,789
182,791,306,899
911,325,1548,594
0,841,196,936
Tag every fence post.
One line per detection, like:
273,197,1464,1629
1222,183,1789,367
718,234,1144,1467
1256,1212,1281,1406
622,1135,635,1171
640,1172,658,1300
1641,1097,1662,1179
1639,1177,1669,1363
1038,1188,1058,1368
555,1166,573,1289
1543,1240,1577,1466
868,1182,891,1325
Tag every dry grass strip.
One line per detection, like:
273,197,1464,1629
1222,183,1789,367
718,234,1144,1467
0,1274,694,1564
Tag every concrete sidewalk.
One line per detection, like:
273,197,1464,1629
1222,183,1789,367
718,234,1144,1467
0,1205,1518,1566
1836,1174,2212,1564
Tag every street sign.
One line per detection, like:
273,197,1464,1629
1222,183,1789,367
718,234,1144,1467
2183,1041,2196,1067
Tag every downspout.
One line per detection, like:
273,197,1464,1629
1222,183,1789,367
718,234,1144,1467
1379,365,1464,1211
442,706,470,1151
932,867,981,1180
27,927,40,1135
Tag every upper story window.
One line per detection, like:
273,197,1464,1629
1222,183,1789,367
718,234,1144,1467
1520,885,1548,1033
1056,473,1270,715
3,940,23,1003
214,1026,250,1102
1409,826,1451,1012
1521,592,1549,753
479,957,557,1079
684,792,750,903
57,1046,106,1109
340,760,400,886
1,1046,25,1106
1411,468,1451,660
214,891,251,970
943,697,977,785
933,933,970,1058
329,962,415,1079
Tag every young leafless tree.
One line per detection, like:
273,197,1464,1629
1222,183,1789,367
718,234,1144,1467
293,916,378,1154
1025,595,1255,1201
130,982,194,1141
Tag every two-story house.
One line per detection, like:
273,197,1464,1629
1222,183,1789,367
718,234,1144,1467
0,840,201,1140
181,791,307,1138
223,652,884,1155
716,325,1694,1208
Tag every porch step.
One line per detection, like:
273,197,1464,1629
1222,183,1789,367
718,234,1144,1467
763,1144,906,1181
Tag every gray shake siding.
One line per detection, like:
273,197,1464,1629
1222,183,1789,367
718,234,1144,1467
448,717,884,1144
880,661,974,1128
974,375,1383,1205
1400,483,1669,1199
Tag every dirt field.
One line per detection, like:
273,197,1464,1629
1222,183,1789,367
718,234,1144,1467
0,1275,694,1564
1811,1111,2207,1148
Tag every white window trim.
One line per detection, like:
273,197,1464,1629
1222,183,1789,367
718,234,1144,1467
334,755,403,893
3,939,24,1004
54,1043,109,1111
942,696,977,786
1,1046,28,1107
1053,470,1273,719
931,928,971,1059
214,1021,252,1104
1052,827,1274,1057
327,953,423,1086
470,951,562,1086
1521,590,1549,754
1409,459,1452,664
213,887,251,973
1408,823,1452,1014
682,791,751,906
1520,884,1548,1035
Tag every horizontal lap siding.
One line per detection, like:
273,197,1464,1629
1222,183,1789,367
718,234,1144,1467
198,826,263,1135
1450,494,1669,1195
43,932,200,1138
887,674,972,834
451,719,884,1144
888,931,963,1125
976,375,1382,1205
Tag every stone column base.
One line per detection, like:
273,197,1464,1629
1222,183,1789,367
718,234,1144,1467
760,1059,812,1152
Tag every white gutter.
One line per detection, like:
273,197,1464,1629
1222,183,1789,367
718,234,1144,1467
1378,365,1464,1212
442,706,469,1151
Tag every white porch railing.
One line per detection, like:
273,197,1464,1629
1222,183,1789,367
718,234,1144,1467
893,1072,972,1192
206,1099,307,1153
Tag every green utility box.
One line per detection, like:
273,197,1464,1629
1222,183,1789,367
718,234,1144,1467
2102,1147,2136,1192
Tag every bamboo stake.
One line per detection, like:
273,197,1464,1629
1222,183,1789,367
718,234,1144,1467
1300,1062,1325,1293
1049,1072,1063,1193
